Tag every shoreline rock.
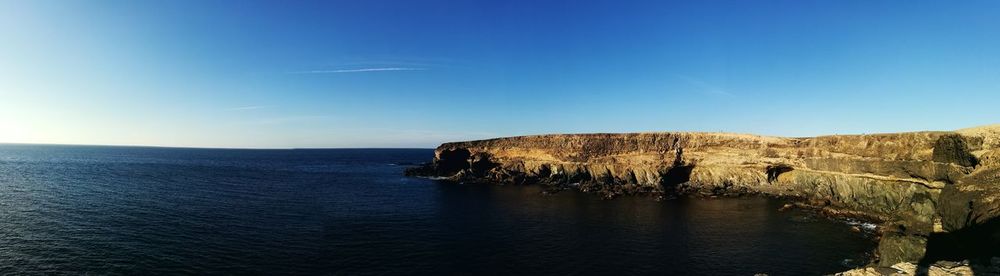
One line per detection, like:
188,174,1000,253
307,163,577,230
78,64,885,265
834,258,1000,275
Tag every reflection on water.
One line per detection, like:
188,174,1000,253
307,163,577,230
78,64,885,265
419,183,875,275
0,145,873,275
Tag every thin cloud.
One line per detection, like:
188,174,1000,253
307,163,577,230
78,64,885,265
325,56,457,68
251,115,333,125
290,67,427,74
225,106,268,111
674,75,734,96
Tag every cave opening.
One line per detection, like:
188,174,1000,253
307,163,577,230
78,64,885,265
766,165,794,183
660,165,694,192
436,148,471,175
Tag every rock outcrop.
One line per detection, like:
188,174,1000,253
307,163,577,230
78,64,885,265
835,258,1000,276
406,125,1000,268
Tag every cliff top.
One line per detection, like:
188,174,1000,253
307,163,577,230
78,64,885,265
443,124,1000,148
449,124,1000,145
956,124,1000,136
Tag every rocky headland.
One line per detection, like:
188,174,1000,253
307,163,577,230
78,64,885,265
405,124,1000,272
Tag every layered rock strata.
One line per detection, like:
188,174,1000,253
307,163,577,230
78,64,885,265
406,125,1000,268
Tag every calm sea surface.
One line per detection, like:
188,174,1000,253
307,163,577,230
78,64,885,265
0,145,875,275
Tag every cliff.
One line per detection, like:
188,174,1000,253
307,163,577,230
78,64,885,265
405,125,1000,268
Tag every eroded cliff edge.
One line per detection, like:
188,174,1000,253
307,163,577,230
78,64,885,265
406,125,1000,267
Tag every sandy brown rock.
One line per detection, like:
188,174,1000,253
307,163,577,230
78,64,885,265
835,259,1000,276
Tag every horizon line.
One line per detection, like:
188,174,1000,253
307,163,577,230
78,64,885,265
3,123,995,150
0,142,436,151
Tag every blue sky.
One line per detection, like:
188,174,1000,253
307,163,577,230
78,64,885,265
1,0,998,148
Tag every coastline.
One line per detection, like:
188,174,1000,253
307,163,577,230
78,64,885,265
405,125,1000,272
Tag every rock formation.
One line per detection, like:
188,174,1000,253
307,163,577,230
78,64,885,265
835,258,1000,276
406,124,1000,269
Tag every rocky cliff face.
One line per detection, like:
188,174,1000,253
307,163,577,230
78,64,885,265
406,125,1000,268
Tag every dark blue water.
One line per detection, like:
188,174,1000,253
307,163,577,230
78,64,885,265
0,145,875,275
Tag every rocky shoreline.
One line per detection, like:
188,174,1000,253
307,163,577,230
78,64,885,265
405,124,1000,273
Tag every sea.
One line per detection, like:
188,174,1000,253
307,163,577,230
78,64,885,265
0,145,875,275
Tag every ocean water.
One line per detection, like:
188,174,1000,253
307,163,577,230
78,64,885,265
0,145,875,275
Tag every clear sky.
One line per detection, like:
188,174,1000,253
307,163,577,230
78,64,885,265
1,1,998,148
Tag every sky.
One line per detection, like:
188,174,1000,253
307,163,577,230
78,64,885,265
1,0,998,148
